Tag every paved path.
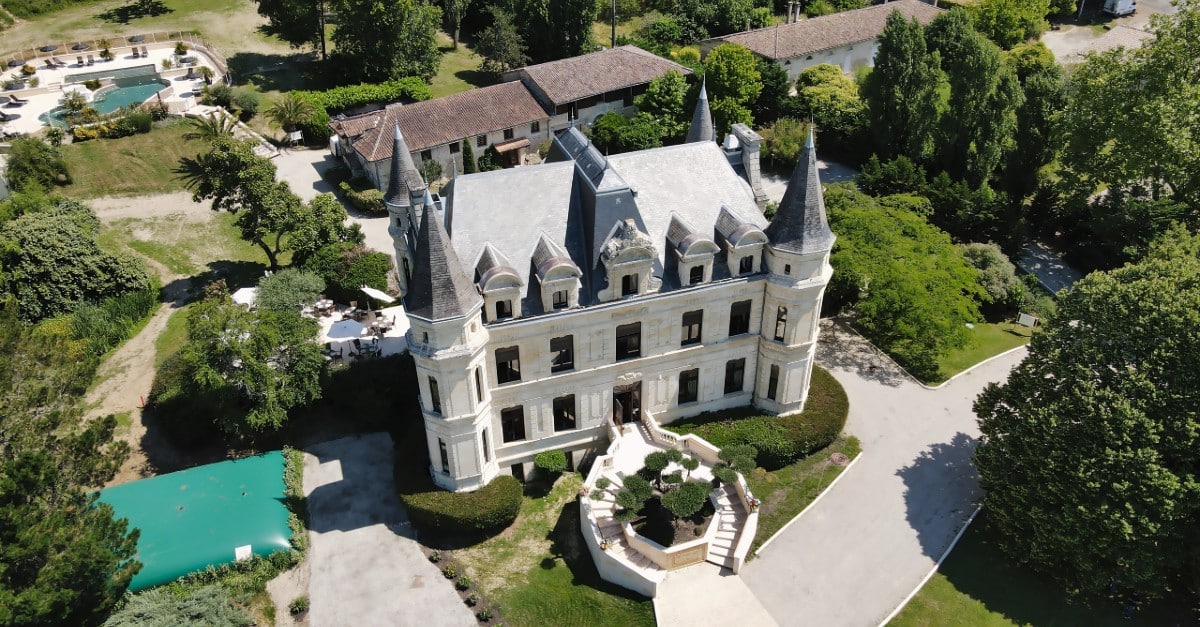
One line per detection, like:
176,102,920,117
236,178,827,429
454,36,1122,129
656,563,778,626
304,433,474,627
1018,242,1085,294
741,321,1026,627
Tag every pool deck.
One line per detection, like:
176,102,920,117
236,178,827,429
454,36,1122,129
2,43,222,136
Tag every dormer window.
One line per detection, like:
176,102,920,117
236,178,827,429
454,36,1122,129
739,255,754,274
476,243,524,322
622,274,639,296
496,299,512,320
533,233,582,312
689,266,704,285
715,206,767,280
667,214,717,289
552,290,568,309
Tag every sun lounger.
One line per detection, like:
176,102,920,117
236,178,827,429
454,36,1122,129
0,111,17,122
131,48,140,58
77,56,84,66
52,56,68,67
141,46,149,58
7,94,28,105
44,59,56,69
86,54,95,66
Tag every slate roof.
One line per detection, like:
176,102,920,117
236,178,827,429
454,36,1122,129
686,80,715,144
404,196,482,321
384,125,424,207
506,45,692,106
444,129,767,311
715,205,766,248
763,129,835,255
712,0,942,60
351,81,547,162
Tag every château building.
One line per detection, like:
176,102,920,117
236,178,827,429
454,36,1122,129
387,92,835,491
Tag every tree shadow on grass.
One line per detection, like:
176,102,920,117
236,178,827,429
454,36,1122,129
935,512,1194,626
226,52,328,92
453,68,494,89
895,432,981,560
96,0,172,25
545,499,652,603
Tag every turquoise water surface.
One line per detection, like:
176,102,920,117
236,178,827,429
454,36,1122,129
40,77,167,128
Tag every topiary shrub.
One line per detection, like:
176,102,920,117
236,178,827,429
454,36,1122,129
534,450,568,476
401,475,522,533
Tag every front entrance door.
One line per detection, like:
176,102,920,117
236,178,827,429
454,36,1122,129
612,382,642,424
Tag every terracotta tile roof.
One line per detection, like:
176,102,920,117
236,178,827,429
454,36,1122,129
712,0,943,61
351,81,547,162
329,111,382,138
507,45,692,106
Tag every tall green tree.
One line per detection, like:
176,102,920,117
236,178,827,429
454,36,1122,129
288,193,364,267
3,136,69,192
1000,42,1065,201
443,0,472,48
861,11,944,164
179,137,302,270
969,0,1050,49
825,184,983,380
925,8,1023,187
475,5,529,78
263,93,317,135
634,70,691,142
752,57,792,125
0,301,141,626
794,64,868,163
974,226,1200,603
590,111,664,154
255,0,328,58
461,138,478,174
703,43,762,109
331,0,442,82
546,0,594,59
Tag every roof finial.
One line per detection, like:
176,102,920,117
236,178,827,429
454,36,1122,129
686,76,715,144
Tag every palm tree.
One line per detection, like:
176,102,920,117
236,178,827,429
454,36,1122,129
183,112,238,143
263,93,316,135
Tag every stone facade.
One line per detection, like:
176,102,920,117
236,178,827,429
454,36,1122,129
390,99,834,492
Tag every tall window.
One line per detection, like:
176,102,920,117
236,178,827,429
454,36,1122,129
531,121,541,133
481,429,490,463
450,142,460,154
503,127,515,140
739,255,754,274
725,358,745,394
621,273,638,296
767,365,780,401
495,299,513,320
678,369,699,404
474,367,484,402
420,149,432,161
428,376,442,414
438,438,449,473
476,135,487,147
553,395,576,431
501,406,526,442
550,335,574,373
616,322,641,361
552,290,568,309
681,310,703,346
774,307,788,342
689,265,704,285
496,346,521,383
729,300,751,336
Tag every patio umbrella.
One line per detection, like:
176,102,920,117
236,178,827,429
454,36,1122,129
71,43,89,51
40,44,60,52
360,285,396,303
128,35,145,43
0,96,10,106
6,60,23,68
327,319,366,340
231,287,258,307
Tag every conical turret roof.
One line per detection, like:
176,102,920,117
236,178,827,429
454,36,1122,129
763,127,835,255
685,78,715,144
403,195,481,321
384,125,424,207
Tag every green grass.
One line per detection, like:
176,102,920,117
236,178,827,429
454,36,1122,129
746,436,861,553
591,19,639,46
932,321,1032,384
1,0,297,60
428,32,490,99
889,512,1193,627
449,474,655,626
61,120,201,198
155,305,190,366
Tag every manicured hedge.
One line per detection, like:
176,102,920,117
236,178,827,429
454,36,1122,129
295,77,432,142
664,366,849,470
401,475,523,533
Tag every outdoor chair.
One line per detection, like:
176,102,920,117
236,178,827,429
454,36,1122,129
44,59,56,69
86,54,95,66
131,48,140,58
77,56,84,66
53,56,67,67
141,46,149,57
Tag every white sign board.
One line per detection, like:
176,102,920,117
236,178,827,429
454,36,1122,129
235,545,253,561
1017,312,1038,328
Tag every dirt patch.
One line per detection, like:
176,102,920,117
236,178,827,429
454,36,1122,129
266,556,311,627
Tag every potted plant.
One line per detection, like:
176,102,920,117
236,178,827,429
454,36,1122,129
161,59,173,70
99,39,113,61
199,66,214,85
174,41,188,57
20,64,36,77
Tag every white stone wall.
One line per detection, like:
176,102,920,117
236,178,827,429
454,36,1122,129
778,41,880,81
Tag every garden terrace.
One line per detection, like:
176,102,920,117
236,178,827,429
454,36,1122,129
579,410,759,598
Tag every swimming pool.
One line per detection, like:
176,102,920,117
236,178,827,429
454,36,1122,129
40,76,167,127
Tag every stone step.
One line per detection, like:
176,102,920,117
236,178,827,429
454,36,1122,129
601,526,623,540
706,553,737,569
708,543,731,558
715,530,737,542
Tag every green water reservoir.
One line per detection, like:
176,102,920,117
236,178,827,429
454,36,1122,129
98,451,293,591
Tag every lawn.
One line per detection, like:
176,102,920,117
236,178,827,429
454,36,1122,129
591,19,640,46
428,31,490,99
61,119,201,198
889,512,1193,627
444,473,656,626
1,0,295,59
155,305,190,365
932,321,1032,384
